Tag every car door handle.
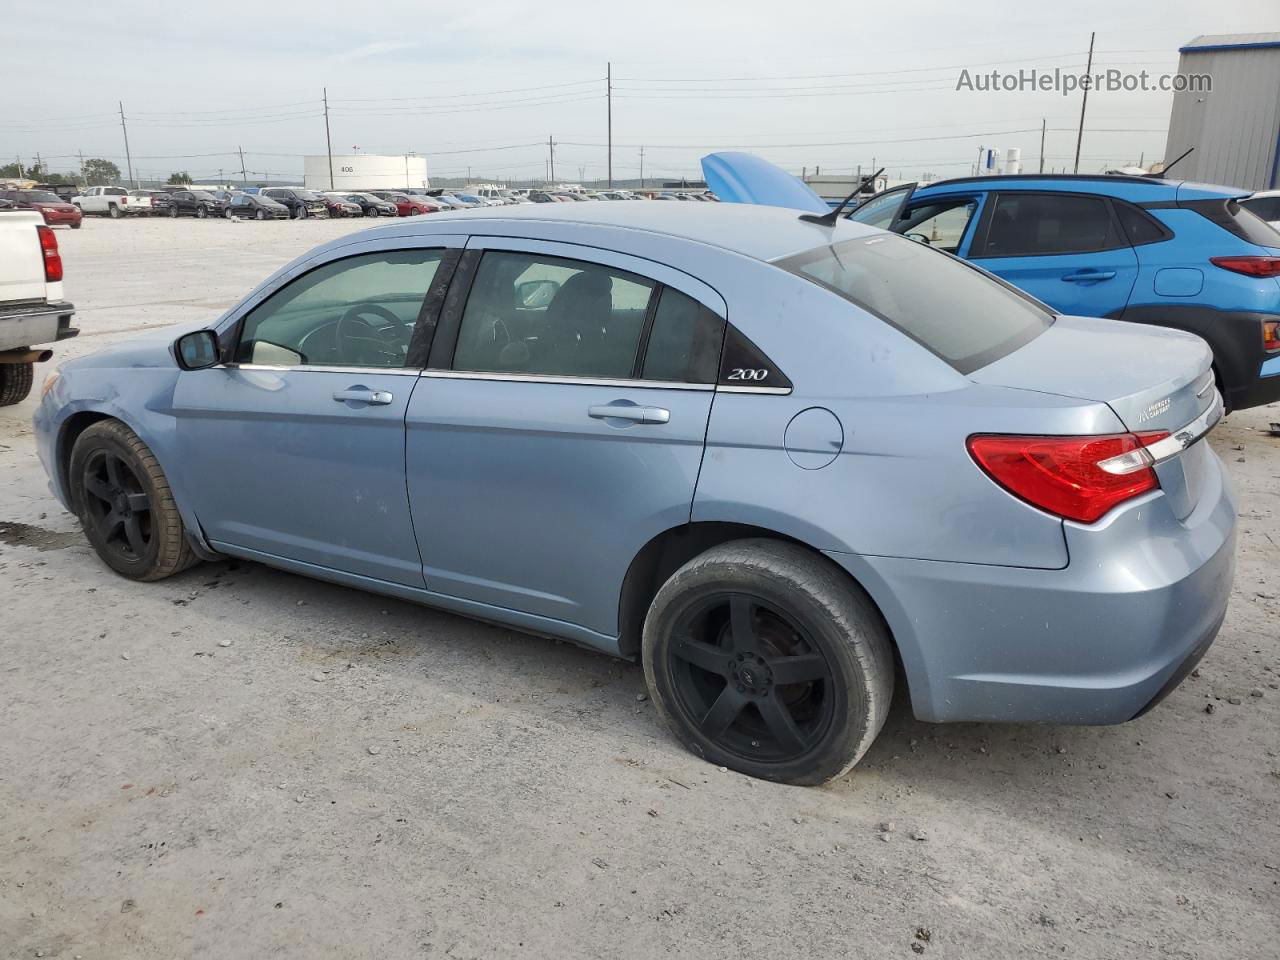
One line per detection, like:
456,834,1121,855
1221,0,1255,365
588,403,670,424
1061,270,1117,282
333,388,394,405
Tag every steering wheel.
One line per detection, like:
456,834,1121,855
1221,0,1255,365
335,303,410,366
905,232,933,245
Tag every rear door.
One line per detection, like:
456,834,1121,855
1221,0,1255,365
405,237,726,640
968,191,1139,317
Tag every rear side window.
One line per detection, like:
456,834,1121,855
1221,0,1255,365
1115,202,1170,246
977,193,1123,256
640,287,725,383
777,234,1052,374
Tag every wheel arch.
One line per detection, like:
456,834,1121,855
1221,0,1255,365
617,522,904,680
56,407,221,561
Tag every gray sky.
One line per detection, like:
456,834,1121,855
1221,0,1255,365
3,1,1276,184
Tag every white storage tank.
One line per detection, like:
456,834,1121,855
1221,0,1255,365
303,154,429,191
1004,148,1023,175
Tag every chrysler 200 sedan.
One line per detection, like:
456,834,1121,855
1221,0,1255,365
33,202,1235,784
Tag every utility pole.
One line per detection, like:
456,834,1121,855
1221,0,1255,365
238,146,247,184
119,101,135,187
639,146,644,189
77,149,85,186
606,61,613,188
548,135,556,183
1039,118,1046,173
323,87,335,189
1073,32,1095,174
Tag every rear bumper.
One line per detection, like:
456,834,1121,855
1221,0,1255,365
826,445,1237,725
0,301,78,351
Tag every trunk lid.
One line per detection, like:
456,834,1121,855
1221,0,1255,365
972,314,1218,521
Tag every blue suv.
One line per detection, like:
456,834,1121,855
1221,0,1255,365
703,154,1280,411
846,174,1280,411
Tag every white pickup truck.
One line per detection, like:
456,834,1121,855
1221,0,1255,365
73,185,152,218
0,210,78,405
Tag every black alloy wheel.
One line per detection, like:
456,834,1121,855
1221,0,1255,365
643,539,895,784
667,593,836,763
80,448,154,563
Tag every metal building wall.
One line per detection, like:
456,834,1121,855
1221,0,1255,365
1164,40,1280,190
303,155,429,191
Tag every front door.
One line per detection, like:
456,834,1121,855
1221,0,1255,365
405,238,727,639
172,239,460,586
968,191,1139,317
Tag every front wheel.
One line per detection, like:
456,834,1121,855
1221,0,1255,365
365,206,378,217
168,205,178,218
196,205,207,219
256,208,267,221
642,539,894,785
0,362,34,406
295,205,307,219
69,420,198,581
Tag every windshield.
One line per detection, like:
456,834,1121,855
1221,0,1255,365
297,191,324,201
776,233,1052,375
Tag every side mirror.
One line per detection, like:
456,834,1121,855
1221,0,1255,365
515,279,559,309
175,330,220,370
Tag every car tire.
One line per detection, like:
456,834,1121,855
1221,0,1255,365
168,205,178,218
71,222,82,229
224,207,234,219
108,204,122,219
69,419,198,582
256,208,267,221
196,205,207,219
0,362,35,406
295,205,307,219
642,539,894,785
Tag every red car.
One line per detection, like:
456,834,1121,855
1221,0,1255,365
370,191,434,216
0,189,83,228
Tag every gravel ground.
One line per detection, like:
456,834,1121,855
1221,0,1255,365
1,216,1277,959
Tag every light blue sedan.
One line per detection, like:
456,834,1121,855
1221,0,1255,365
33,202,1234,784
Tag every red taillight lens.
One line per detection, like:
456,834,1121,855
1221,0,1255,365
1264,320,1280,352
1209,256,1280,278
967,432,1168,524
36,225,63,282
120,196,128,204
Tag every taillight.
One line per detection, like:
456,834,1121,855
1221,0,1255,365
36,225,63,282
120,196,128,205
1264,320,1280,352
967,432,1169,525
1209,256,1280,278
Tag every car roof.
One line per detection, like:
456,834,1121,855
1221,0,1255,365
915,174,1246,204
352,200,878,261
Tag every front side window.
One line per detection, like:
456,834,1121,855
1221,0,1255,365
777,234,1051,374
453,250,655,379
236,250,442,368
977,193,1123,257
848,185,915,230
897,199,979,254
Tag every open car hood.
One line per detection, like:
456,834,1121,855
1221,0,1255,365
701,152,829,214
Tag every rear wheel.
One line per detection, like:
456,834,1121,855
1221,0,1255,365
69,420,198,581
108,204,122,219
643,540,894,785
196,205,207,219
168,205,178,218
0,362,34,406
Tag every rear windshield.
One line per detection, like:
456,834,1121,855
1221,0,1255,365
776,234,1052,374
1242,196,1280,223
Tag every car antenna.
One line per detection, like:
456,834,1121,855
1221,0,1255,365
799,167,886,226
1150,147,1194,179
